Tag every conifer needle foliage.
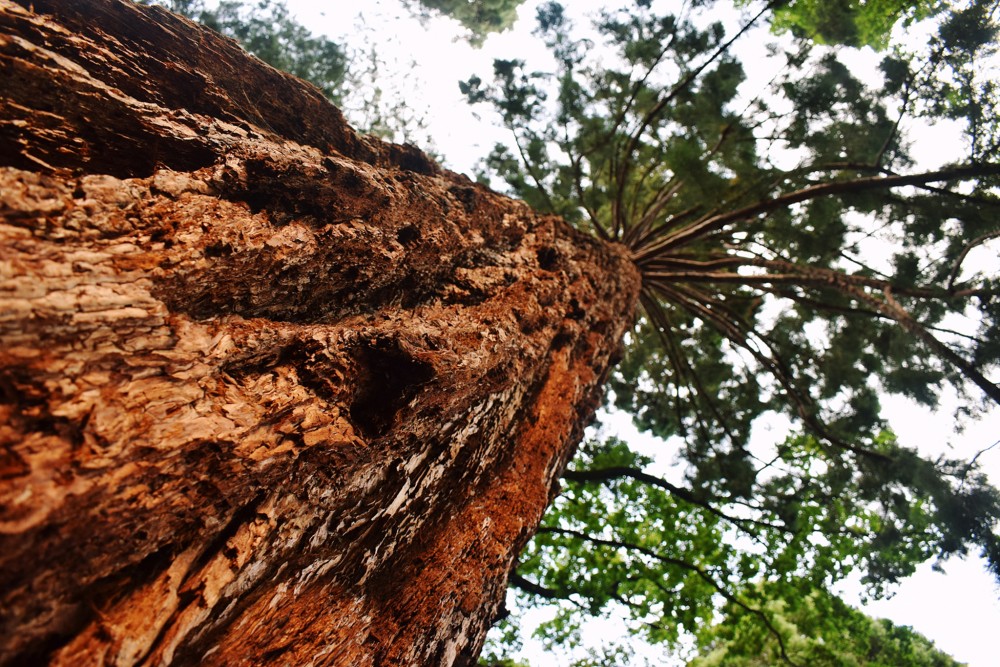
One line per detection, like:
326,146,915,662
463,0,1000,660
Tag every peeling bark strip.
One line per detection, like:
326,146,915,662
0,1,641,665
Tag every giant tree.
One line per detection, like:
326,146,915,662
0,0,637,664
0,1,998,666
462,0,1000,659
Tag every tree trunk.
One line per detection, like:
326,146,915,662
0,1,640,665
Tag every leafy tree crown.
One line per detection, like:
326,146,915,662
464,0,1000,659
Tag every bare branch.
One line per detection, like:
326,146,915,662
641,263,995,300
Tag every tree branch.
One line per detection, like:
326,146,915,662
509,572,565,601
612,0,781,237
946,230,1000,291
877,286,1000,404
631,162,1000,261
647,280,896,464
563,465,789,533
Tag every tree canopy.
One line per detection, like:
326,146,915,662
757,0,945,49
405,0,529,45
460,0,1000,661
689,584,963,666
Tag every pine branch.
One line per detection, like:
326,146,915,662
631,162,1000,261
946,230,1000,291
612,0,780,238
639,292,742,447
649,280,896,464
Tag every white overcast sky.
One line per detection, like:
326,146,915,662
272,1,1000,664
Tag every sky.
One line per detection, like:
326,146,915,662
273,1,1000,663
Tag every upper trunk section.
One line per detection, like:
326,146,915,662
0,1,641,664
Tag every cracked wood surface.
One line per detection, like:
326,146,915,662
0,0,641,664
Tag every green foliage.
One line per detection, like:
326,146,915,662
406,0,528,45
689,584,964,666
504,433,999,659
142,0,346,101
468,0,1000,660
479,655,533,667
479,617,531,666
761,0,944,49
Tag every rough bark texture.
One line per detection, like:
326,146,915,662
0,1,640,665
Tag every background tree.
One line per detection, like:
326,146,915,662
689,584,963,666
404,0,529,45
462,0,1000,659
758,0,945,49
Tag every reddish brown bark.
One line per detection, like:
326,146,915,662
0,1,640,664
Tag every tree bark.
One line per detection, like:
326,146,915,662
0,1,640,665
